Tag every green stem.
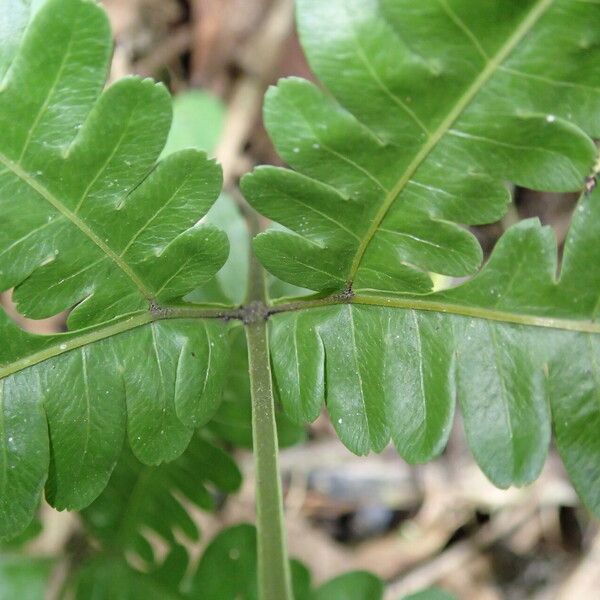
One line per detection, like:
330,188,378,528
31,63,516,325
246,319,293,600
244,207,294,600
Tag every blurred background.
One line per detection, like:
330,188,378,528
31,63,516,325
1,1,598,598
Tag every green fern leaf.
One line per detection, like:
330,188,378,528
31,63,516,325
81,434,241,565
73,548,189,600
0,0,233,538
0,0,227,325
243,0,598,293
243,0,600,514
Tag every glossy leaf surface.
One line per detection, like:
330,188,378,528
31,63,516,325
0,310,231,538
244,0,598,295
245,0,600,516
2,0,600,589
0,0,232,539
270,192,600,510
0,0,227,326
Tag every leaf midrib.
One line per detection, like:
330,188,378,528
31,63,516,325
352,295,600,334
2,288,598,386
347,0,554,282
0,305,233,380
270,294,600,334
0,151,154,300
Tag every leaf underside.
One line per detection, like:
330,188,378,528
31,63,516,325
244,0,600,515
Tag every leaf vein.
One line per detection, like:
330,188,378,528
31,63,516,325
343,2,431,136
499,65,600,94
347,0,554,283
16,6,79,162
0,151,154,300
438,0,489,61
